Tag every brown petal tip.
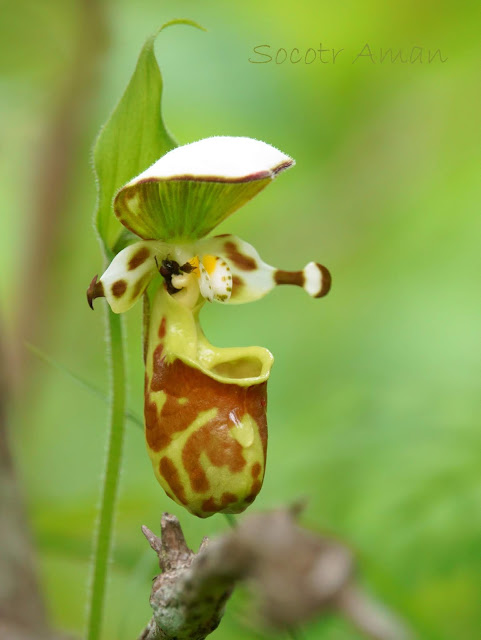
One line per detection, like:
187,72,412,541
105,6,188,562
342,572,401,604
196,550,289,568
314,263,332,298
87,274,105,310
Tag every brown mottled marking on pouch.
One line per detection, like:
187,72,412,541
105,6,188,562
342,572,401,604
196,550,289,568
274,270,305,287
159,456,188,505
152,343,163,362
146,348,198,452
316,263,332,298
201,497,218,513
144,344,170,451
245,478,263,505
181,375,268,492
145,390,171,452
128,246,150,270
202,492,238,513
145,348,268,477
251,462,262,479
224,241,257,271
112,280,127,298
158,316,167,339
251,478,262,495
182,421,246,492
221,492,238,507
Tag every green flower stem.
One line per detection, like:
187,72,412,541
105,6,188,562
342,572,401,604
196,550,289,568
86,306,126,640
223,513,238,528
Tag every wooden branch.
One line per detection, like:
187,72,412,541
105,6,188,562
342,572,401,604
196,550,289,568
138,514,232,640
138,508,411,640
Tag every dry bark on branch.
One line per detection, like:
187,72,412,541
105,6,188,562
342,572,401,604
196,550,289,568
138,515,230,640
138,508,411,640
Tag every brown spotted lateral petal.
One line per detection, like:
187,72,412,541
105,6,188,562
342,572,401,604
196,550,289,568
87,136,331,518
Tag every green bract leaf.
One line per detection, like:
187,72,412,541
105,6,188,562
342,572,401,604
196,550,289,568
94,19,205,254
113,136,294,242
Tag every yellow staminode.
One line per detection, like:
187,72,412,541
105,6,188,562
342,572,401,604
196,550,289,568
202,254,217,275
195,254,233,303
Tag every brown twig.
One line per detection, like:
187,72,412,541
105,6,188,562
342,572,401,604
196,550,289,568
138,514,232,640
137,508,411,640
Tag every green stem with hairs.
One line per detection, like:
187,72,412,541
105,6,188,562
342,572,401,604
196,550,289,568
86,306,126,640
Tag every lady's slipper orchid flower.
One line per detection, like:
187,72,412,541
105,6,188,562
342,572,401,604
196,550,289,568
88,136,331,518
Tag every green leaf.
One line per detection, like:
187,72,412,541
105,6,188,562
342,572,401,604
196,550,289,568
93,19,205,255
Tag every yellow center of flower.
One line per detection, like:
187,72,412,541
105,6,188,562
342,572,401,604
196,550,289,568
181,254,233,304
201,254,217,276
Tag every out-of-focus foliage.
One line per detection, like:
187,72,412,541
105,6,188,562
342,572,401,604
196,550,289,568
2,1,480,639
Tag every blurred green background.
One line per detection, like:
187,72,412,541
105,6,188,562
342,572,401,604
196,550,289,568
1,0,480,638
